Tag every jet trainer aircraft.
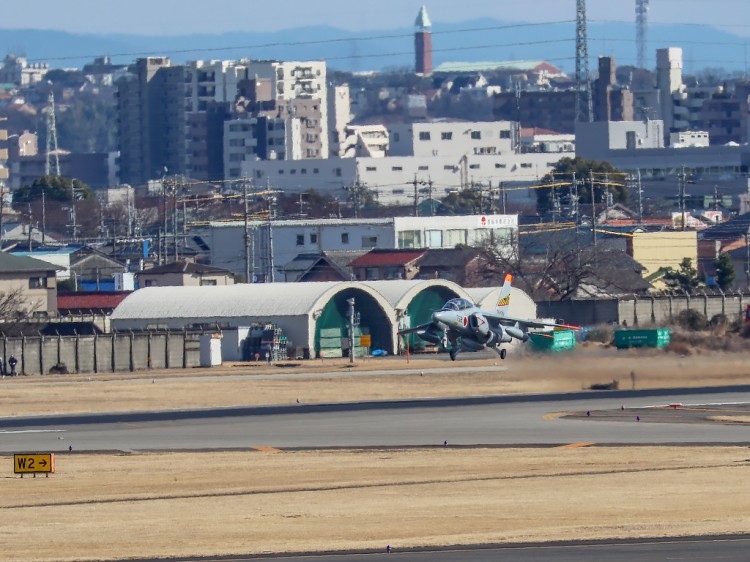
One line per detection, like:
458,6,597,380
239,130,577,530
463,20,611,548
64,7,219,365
398,274,578,360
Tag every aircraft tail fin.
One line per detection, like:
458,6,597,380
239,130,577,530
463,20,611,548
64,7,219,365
495,273,512,317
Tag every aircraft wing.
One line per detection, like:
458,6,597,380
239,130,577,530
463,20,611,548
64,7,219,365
397,322,439,335
483,313,579,331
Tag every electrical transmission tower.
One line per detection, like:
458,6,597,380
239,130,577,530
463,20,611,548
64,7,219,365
45,92,60,176
575,0,593,123
636,0,650,69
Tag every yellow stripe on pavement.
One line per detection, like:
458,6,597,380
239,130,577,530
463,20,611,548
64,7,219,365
556,442,596,448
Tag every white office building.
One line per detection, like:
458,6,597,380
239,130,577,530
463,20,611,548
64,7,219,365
189,214,518,281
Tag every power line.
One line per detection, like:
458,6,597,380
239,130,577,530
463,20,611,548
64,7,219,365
30,20,576,64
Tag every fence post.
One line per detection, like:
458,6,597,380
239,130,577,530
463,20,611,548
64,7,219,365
703,293,708,319
57,332,62,365
39,332,44,375
633,297,639,326
668,294,673,321
129,331,135,372
74,331,80,373
182,329,187,369
165,330,170,369
111,333,116,373
21,335,26,375
147,331,152,369
650,295,656,323
93,333,98,374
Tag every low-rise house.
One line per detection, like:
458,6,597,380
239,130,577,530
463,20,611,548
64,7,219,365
349,249,427,281
279,250,367,282
136,260,236,288
0,251,59,317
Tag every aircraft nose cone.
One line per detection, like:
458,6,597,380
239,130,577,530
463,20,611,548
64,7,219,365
432,311,451,325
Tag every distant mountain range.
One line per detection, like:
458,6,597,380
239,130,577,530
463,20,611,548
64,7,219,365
1,19,748,75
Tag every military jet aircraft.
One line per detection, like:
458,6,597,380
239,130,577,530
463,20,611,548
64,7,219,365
398,274,578,361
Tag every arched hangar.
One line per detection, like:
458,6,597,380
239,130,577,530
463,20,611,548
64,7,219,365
110,282,395,357
362,279,470,351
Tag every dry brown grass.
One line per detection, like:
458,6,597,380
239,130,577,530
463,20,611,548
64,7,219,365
3,348,750,560
3,447,750,562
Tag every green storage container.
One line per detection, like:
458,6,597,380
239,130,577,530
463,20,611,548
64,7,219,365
614,329,671,349
529,329,576,352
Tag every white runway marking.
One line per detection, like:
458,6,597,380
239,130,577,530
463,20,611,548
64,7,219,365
0,429,66,434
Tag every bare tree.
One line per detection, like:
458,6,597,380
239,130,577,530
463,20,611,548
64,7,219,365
473,231,644,300
0,288,40,323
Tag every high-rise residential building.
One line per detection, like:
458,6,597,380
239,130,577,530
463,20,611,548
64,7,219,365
118,57,330,184
117,57,185,185
328,85,353,157
414,5,433,75
223,78,324,180
243,60,328,158
592,57,633,122
183,60,251,180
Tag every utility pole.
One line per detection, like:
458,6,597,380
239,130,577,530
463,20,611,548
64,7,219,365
347,298,359,365
267,193,276,283
412,174,420,217
589,170,597,249
678,166,687,231
427,177,434,216
636,169,643,224
0,183,5,246
172,182,178,261
69,178,80,242
500,181,507,214
243,179,251,283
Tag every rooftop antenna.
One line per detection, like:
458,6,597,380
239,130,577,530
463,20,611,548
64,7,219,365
575,0,593,123
636,0,650,69
44,92,60,176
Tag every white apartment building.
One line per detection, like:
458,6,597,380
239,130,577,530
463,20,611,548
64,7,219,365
244,60,329,157
576,119,747,177
189,214,518,281
243,152,568,206
184,60,249,111
387,120,515,158
328,85,353,157
241,120,569,205
340,125,389,158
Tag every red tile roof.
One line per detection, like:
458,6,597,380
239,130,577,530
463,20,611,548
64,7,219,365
57,291,132,312
348,249,427,267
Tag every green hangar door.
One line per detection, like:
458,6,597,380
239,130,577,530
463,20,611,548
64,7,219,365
315,289,392,357
402,287,458,351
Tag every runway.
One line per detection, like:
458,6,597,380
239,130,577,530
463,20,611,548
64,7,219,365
2,386,750,453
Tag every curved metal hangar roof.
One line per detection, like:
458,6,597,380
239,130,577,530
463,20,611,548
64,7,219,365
110,282,393,321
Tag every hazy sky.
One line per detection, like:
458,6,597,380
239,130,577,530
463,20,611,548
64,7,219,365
3,0,750,36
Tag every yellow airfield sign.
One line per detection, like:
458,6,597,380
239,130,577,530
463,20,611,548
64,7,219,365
14,453,55,474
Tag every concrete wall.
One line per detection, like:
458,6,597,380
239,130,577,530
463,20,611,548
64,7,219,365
538,293,750,327
0,331,203,376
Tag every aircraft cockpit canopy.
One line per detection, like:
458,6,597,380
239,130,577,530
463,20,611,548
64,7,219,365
441,298,474,311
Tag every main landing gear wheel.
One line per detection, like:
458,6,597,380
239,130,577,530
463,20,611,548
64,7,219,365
500,348,507,360
449,348,457,361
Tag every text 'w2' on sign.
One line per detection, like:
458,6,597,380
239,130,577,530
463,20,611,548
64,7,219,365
14,453,55,474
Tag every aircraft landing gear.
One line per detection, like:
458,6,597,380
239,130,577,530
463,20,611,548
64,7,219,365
500,348,507,360
449,348,457,361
